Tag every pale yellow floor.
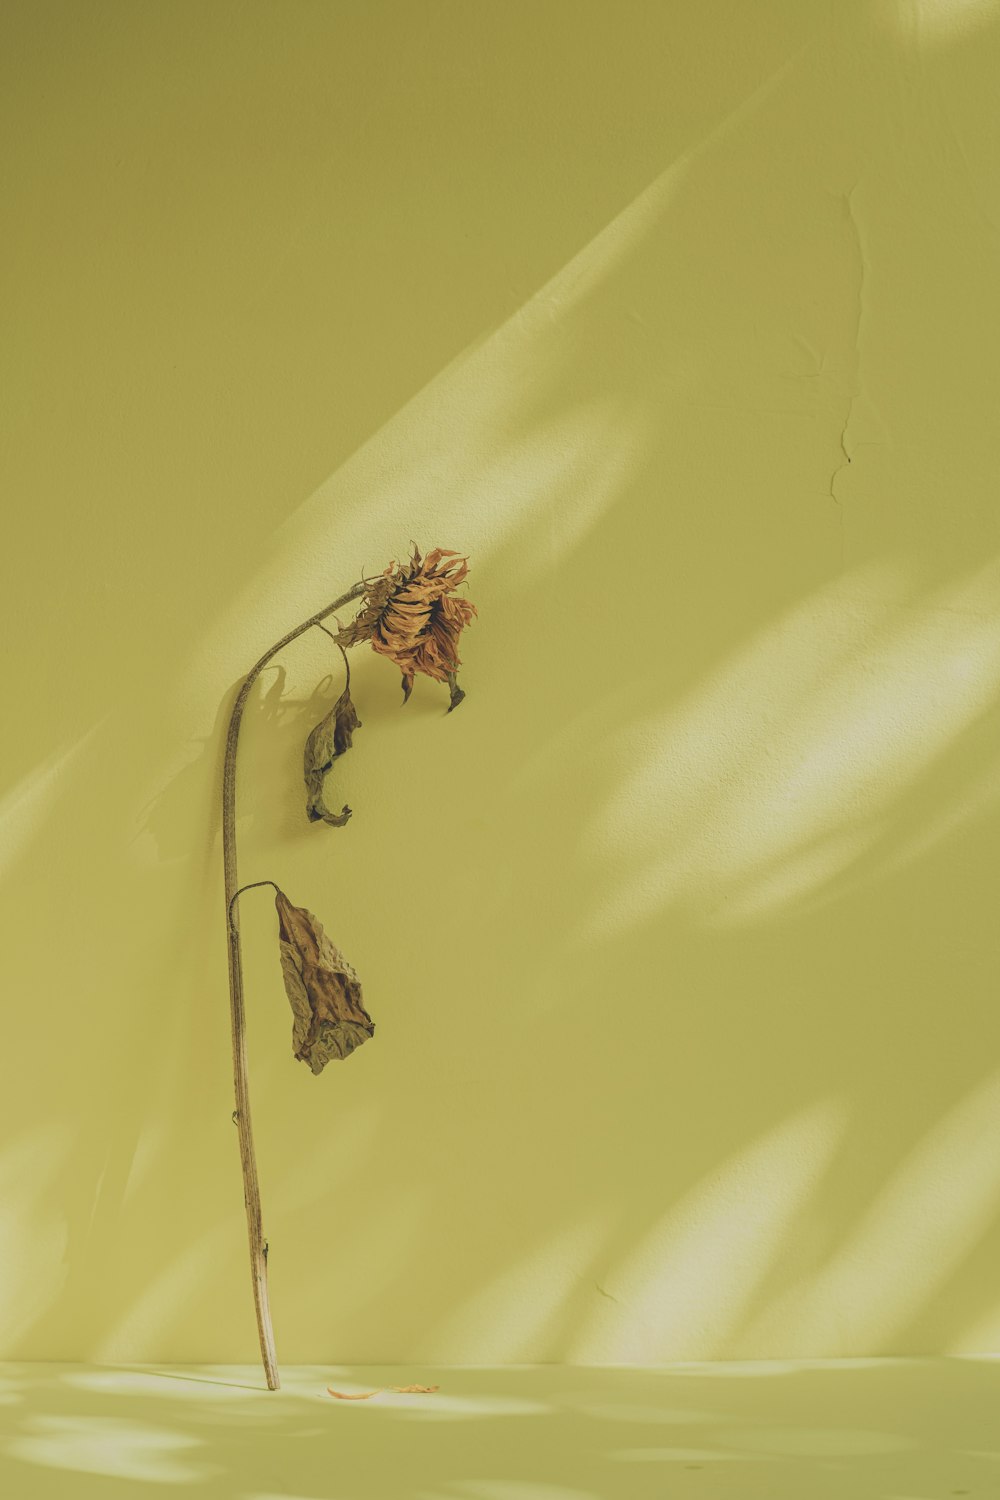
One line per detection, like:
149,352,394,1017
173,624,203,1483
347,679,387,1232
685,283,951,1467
0,1359,997,1499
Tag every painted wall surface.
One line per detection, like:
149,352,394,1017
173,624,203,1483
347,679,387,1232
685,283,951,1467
2,0,999,1366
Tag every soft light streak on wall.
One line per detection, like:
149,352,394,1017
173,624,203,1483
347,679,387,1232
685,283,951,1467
0,725,103,876
569,1100,848,1363
185,40,810,714
584,560,1000,933
428,1215,609,1365
183,165,680,712
883,0,1000,43
93,1224,231,1365
0,1126,73,1347
291,1179,428,1345
741,1072,1000,1354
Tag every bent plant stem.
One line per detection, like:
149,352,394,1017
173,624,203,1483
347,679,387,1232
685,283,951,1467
222,581,365,1391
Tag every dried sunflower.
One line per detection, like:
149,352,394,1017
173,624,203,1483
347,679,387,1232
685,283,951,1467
338,545,477,709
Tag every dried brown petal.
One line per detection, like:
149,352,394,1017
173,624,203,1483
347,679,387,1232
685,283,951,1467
303,687,361,825
326,1384,439,1399
275,889,374,1074
334,574,395,648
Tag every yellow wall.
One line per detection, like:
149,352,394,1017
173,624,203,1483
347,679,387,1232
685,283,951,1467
2,0,999,1366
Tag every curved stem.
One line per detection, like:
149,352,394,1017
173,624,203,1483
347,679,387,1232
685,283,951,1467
312,620,351,692
228,880,280,935
223,581,365,1390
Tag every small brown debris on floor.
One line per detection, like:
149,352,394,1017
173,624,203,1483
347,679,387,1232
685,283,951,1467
326,1383,440,1400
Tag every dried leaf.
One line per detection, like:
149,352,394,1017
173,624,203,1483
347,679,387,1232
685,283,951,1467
303,686,361,825
275,889,374,1074
336,546,477,707
326,1384,439,1399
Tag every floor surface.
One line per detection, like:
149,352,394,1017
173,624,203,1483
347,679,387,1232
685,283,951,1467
0,1358,997,1499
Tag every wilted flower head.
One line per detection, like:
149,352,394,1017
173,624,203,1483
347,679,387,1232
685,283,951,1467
338,545,477,707
274,888,374,1073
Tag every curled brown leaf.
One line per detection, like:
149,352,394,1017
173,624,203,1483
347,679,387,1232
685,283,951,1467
303,685,361,825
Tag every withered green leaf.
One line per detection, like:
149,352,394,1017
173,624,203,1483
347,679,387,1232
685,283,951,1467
275,888,374,1074
303,686,360,826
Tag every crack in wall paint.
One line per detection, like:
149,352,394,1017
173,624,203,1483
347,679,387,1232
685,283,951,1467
829,185,868,508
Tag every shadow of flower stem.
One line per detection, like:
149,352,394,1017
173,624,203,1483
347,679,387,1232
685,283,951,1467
222,582,365,1391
